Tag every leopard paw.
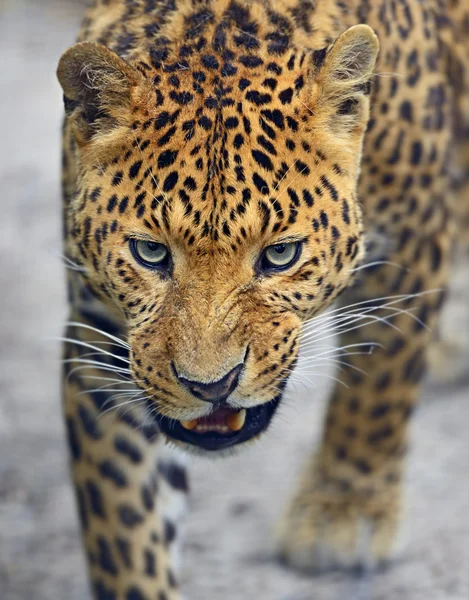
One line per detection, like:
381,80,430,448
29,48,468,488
277,472,402,573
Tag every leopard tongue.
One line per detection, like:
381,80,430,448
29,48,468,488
180,409,246,433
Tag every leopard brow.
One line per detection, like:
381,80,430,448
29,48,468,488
124,233,166,243
266,235,309,246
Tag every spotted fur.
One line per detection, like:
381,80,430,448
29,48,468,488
58,0,469,596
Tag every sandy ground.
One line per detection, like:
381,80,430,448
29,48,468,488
0,1,468,599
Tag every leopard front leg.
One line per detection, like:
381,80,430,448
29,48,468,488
278,232,451,572
63,316,187,599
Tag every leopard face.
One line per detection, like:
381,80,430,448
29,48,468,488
59,24,378,453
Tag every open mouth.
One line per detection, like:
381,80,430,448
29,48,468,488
156,396,283,451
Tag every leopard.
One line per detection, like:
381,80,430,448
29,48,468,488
56,0,469,597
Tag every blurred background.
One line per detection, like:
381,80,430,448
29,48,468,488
0,1,468,598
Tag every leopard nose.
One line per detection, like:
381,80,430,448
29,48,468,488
175,363,243,403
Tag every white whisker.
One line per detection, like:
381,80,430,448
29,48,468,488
350,260,409,273
80,375,133,385
301,289,441,330
298,357,369,377
53,337,130,364
97,394,146,419
76,384,137,397
49,249,88,273
62,357,131,371
299,300,430,346
66,321,129,348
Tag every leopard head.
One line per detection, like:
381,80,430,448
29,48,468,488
58,24,378,453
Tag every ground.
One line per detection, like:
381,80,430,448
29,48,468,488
0,1,468,599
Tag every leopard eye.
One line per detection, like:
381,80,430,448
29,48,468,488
130,239,170,270
261,241,302,272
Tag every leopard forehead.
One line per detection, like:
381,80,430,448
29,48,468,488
76,60,363,260
85,88,360,251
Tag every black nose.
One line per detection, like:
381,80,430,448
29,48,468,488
175,363,243,403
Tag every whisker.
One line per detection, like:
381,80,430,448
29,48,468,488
76,383,137,397
64,363,131,384
97,394,146,419
301,289,441,329
80,375,133,385
299,300,430,346
301,317,403,348
373,71,403,78
350,260,410,273
62,356,131,371
299,342,383,360
275,169,308,203
299,350,378,364
66,365,131,383
299,302,415,339
66,321,129,348
297,357,369,377
63,263,87,273
77,338,132,351
290,370,349,388
273,160,297,193
53,337,130,364
49,249,88,273
300,310,404,346
301,306,427,350
266,367,348,392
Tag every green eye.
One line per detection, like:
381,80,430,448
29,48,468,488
261,242,302,272
130,239,170,269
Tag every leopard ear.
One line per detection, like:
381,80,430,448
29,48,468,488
311,25,379,135
57,42,143,140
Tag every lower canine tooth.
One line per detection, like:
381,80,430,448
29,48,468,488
226,409,246,432
181,419,198,430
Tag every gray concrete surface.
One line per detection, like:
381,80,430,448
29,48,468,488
0,1,468,599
